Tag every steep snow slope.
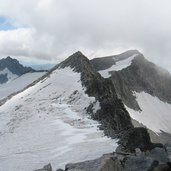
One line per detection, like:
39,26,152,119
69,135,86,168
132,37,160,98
99,54,138,78
126,92,171,134
0,67,117,171
0,72,46,100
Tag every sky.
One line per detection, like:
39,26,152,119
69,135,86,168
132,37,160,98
0,0,171,71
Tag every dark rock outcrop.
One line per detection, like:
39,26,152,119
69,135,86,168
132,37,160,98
118,127,153,153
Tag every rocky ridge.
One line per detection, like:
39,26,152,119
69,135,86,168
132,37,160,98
58,51,133,136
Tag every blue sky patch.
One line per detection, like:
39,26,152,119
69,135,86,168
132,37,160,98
0,16,17,30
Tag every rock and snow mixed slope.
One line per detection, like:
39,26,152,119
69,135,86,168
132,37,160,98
91,50,171,138
98,54,138,78
126,92,171,134
0,57,119,171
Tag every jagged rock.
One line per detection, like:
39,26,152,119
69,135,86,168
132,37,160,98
34,163,52,171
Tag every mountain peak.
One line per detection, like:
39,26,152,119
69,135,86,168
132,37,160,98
6,56,13,60
72,51,84,56
58,51,91,72
66,51,88,62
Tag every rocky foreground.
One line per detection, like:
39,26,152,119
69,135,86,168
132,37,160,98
35,128,171,171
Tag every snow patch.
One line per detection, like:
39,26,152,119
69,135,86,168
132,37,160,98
99,54,138,78
126,92,171,134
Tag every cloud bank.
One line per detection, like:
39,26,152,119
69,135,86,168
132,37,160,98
0,0,171,71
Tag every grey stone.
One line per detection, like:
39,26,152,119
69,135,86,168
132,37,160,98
65,154,123,171
149,147,168,164
124,155,154,171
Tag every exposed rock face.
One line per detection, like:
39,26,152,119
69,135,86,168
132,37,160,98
58,51,133,136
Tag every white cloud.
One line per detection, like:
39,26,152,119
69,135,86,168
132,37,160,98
0,0,170,71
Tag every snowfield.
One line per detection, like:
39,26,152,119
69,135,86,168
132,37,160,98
126,92,171,134
99,54,138,78
0,67,117,171
0,72,46,100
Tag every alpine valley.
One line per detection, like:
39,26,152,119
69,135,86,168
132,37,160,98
0,50,171,171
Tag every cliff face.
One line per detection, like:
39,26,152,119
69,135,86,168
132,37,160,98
58,51,133,136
